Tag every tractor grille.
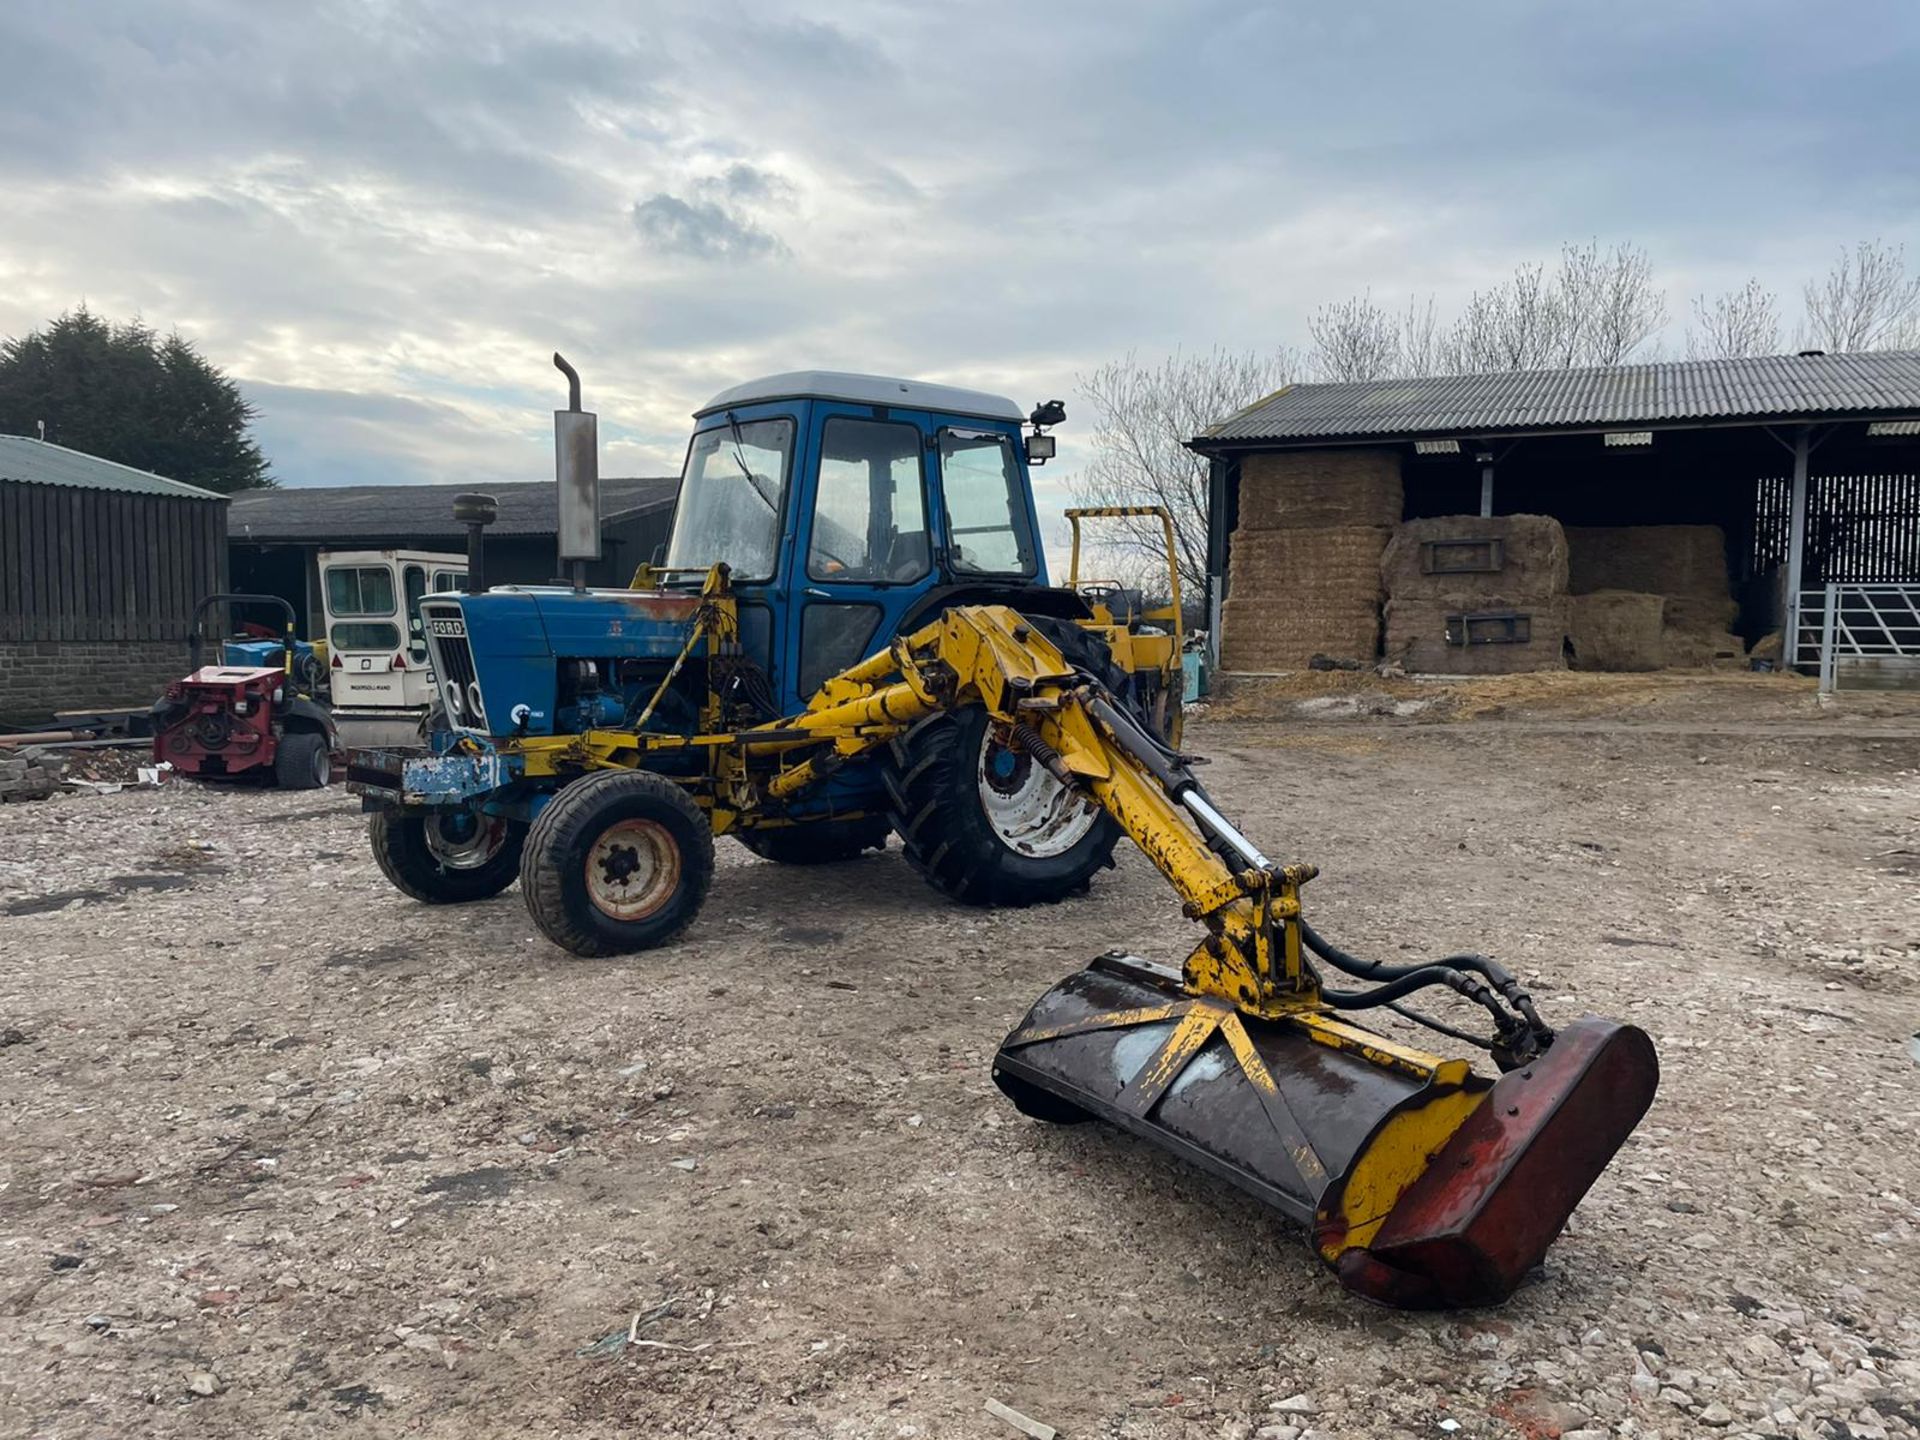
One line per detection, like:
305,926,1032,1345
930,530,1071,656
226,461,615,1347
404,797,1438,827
419,599,488,731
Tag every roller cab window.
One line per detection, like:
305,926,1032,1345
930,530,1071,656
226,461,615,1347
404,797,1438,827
325,566,397,616
665,417,794,582
937,429,1036,577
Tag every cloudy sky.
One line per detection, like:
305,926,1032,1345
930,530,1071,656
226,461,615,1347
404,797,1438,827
3,0,1916,523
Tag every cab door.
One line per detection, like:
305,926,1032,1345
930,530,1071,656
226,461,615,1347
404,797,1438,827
784,405,938,706
322,560,408,710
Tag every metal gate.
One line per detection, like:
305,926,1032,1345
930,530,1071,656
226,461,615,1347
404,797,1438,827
1796,584,1920,691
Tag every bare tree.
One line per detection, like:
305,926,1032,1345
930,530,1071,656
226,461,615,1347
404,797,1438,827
1399,296,1444,376
1558,240,1667,364
1436,243,1666,373
1439,261,1566,372
1072,347,1300,599
1308,292,1400,381
1686,278,1781,359
1799,240,1920,352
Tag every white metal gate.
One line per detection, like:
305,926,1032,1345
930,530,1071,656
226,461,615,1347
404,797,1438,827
1796,584,1920,692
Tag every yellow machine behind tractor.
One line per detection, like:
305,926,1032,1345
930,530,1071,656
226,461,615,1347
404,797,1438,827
348,360,1658,1308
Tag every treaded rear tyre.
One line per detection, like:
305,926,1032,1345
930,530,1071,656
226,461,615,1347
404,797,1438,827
884,706,1118,907
274,730,331,790
370,810,524,903
735,816,889,864
520,770,714,957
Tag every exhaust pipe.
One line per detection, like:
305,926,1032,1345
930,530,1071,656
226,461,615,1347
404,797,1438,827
553,352,601,591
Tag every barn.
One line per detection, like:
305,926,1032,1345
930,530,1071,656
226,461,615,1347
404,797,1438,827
226,476,678,638
0,435,227,722
1191,351,1920,685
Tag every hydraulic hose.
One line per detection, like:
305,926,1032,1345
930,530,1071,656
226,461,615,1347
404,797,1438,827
1321,966,1534,1061
1298,917,1550,1040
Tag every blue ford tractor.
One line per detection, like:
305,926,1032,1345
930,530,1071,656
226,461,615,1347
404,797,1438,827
345,358,1658,1309
351,362,1184,934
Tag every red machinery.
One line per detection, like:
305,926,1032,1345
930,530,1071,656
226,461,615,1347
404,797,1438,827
151,594,338,789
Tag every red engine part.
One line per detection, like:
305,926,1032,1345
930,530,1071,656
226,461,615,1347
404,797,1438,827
153,665,286,778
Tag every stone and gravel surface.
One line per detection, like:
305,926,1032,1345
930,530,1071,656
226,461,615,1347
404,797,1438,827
1,683,1916,1439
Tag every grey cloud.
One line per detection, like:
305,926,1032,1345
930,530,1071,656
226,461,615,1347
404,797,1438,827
714,162,794,207
632,193,786,262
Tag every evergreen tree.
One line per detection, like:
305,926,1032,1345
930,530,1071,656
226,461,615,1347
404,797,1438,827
0,308,273,492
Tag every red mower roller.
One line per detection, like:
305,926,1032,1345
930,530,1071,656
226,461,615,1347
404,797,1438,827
150,594,338,790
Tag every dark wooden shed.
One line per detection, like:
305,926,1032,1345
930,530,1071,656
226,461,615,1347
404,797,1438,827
0,435,227,722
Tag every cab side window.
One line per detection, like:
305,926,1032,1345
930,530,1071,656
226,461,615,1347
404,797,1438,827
809,417,929,583
937,429,1036,577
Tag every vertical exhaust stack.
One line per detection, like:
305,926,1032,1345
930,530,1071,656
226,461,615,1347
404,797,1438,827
552,352,601,592
452,493,499,593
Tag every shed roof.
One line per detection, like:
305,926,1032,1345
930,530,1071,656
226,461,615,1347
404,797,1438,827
228,477,678,544
1194,350,1920,449
0,434,226,499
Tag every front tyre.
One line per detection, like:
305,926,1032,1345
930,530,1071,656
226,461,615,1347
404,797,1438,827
884,706,1118,907
520,770,714,957
274,730,332,790
370,809,524,903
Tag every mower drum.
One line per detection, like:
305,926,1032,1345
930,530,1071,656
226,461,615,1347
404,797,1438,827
993,954,1658,1309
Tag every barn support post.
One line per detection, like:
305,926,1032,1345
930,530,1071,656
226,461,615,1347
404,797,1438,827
1204,455,1229,668
1784,426,1811,667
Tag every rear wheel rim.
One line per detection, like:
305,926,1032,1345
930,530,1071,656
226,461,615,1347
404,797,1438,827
311,742,331,787
977,729,1098,859
585,818,680,920
425,811,505,870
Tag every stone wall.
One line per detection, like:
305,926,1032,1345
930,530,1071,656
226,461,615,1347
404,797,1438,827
0,640,190,724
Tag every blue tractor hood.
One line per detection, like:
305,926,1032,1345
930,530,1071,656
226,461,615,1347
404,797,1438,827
455,586,706,738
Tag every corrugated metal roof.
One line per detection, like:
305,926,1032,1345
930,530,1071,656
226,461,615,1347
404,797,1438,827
1195,350,1920,447
227,477,678,543
0,434,226,499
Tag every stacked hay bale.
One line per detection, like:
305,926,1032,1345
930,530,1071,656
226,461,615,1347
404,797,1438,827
1565,526,1744,667
1568,591,1666,671
1380,515,1571,673
1219,449,1401,672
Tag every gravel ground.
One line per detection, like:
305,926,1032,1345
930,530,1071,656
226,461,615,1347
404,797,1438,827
1,686,1917,1440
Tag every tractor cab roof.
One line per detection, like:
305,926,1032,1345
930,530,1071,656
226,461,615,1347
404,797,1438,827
696,371,1024,424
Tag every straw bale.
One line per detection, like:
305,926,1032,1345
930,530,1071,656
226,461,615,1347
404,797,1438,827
1228,526,1391,600
1569,590,1666,672
1385,595,1570,675
1565,525,1731,600
1662,627,1748,669
1381,514,1569,602
1220,599,1380,672
1236,448,1402,530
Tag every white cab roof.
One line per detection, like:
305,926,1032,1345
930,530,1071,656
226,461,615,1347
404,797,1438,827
697,370,1023,422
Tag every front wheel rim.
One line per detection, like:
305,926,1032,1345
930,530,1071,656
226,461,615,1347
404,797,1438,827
976,729,1098,859
585,818,680,920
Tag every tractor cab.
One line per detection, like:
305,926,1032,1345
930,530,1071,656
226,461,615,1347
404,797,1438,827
659,372,1067,711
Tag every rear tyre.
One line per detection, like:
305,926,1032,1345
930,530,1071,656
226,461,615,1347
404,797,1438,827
884,706,1118,907
734,816,889,864
521,770,714,957
370,809,525,903
274,730,332,790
